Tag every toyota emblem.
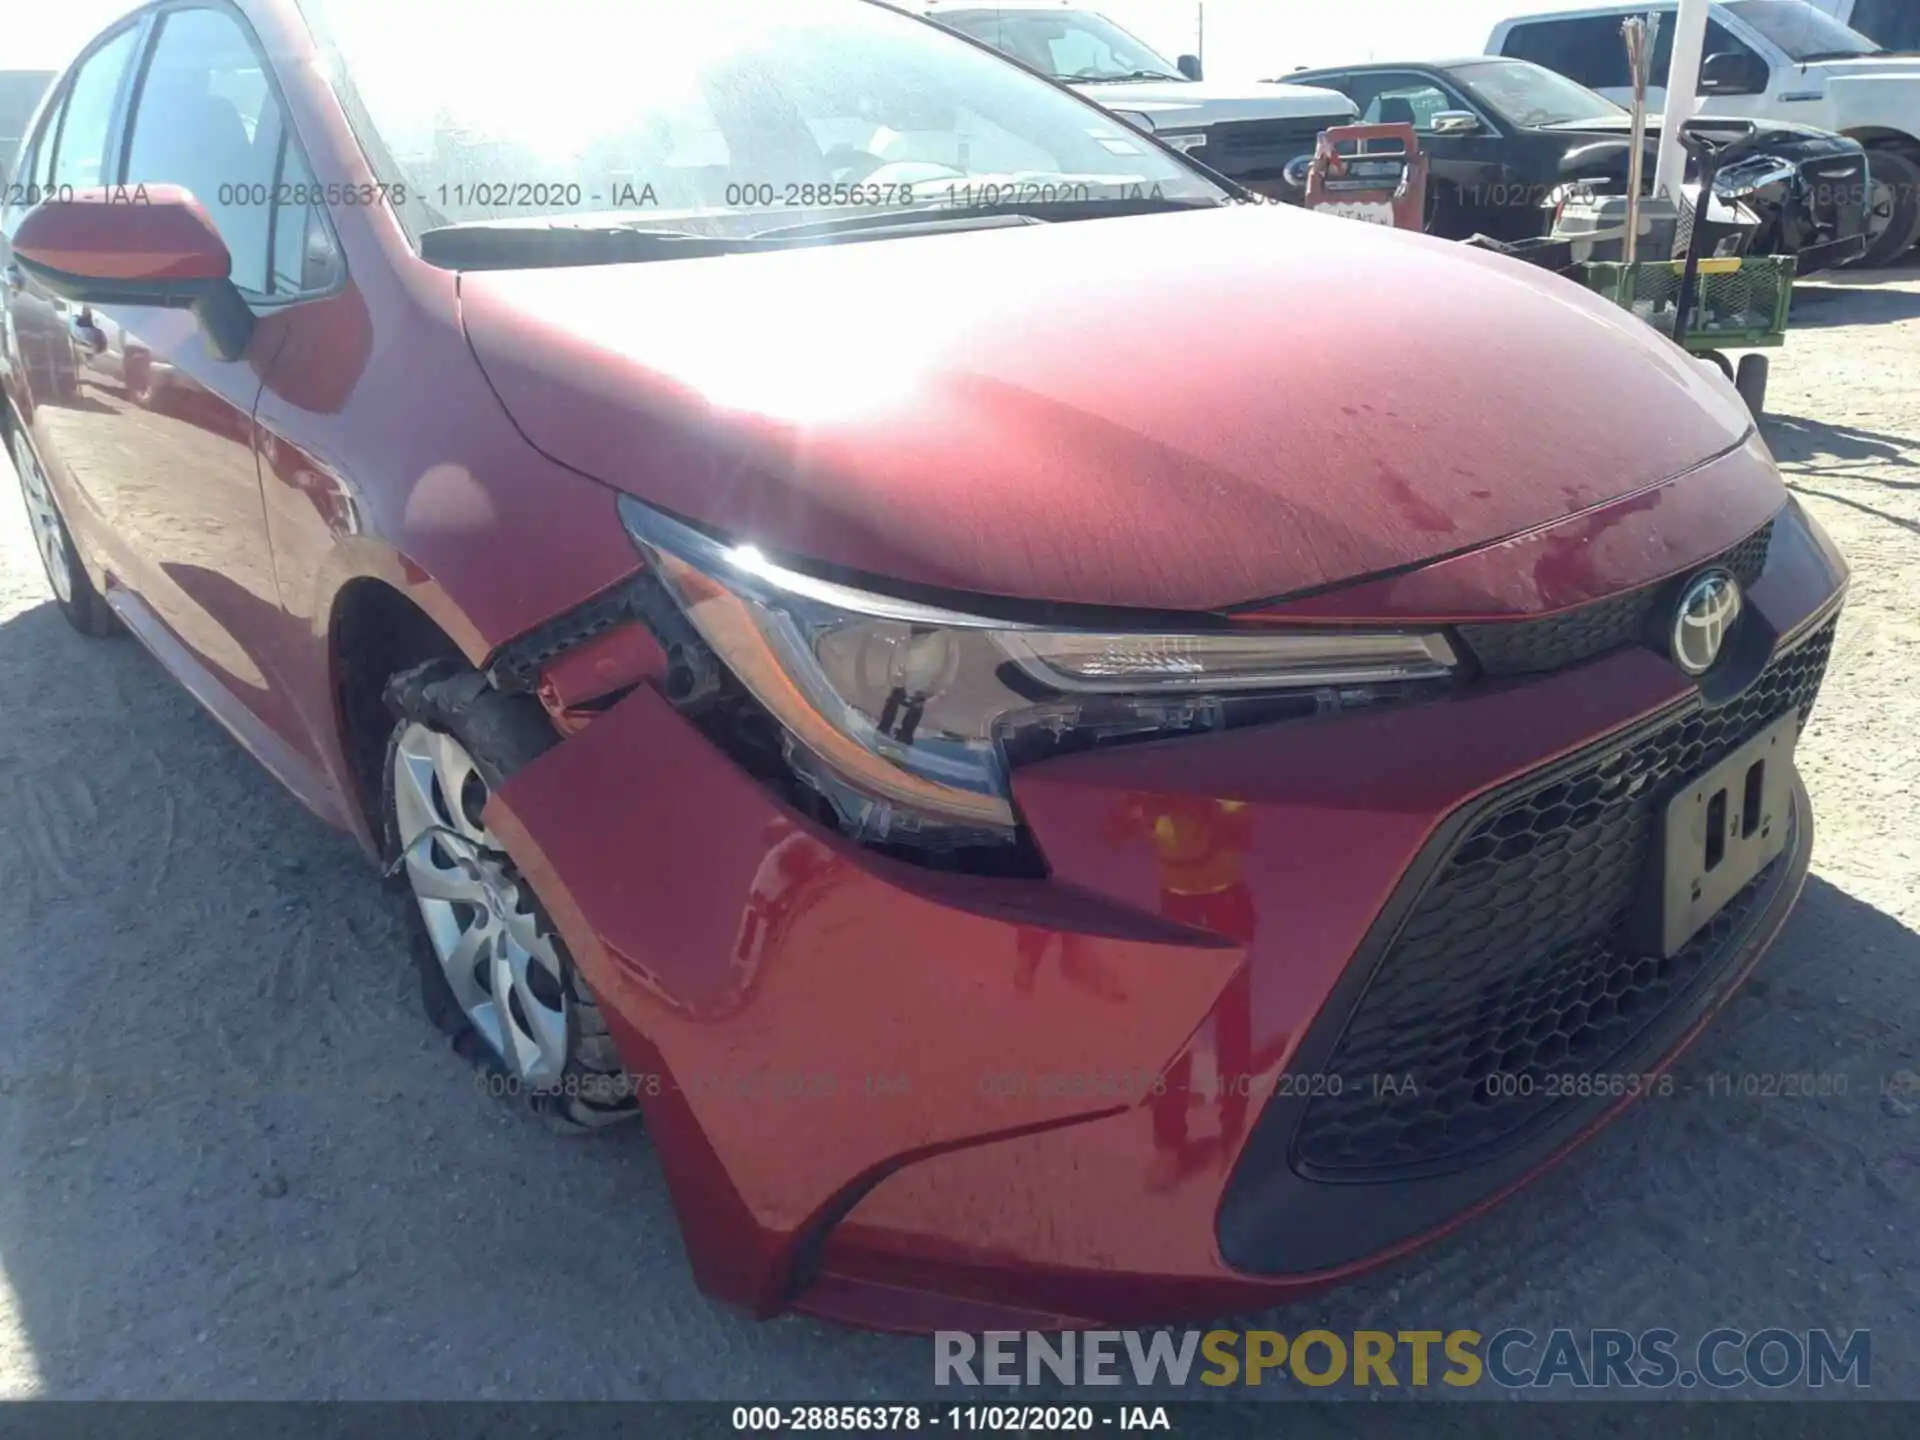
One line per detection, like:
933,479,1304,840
1672,571,1743,676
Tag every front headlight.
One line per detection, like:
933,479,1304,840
620,497,1457,847
1713,157,1798,200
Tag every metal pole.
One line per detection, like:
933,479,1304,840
1197,2,1205,69
1653,0,1712,202
1623,15,1653,265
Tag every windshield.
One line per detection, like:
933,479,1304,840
933,8,1184,82
1448,58,1624,126
1723,1,1883,59
298,0,1223,262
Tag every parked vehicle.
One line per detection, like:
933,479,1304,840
1490,0,1920,264
4,0,1847,1330
923,1,1358,197
1808,0,1920,51
0,71,56,185
1283,56,1870,270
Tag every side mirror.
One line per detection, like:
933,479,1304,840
1429,110,1482,135
1699,51,1768,95
9,184,254,361
1177,53,1203,81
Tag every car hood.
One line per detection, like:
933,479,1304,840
1072,77,1357,126
458,204,1756,614
1542,114,1862,154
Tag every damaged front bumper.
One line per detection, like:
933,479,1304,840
478,499,1847,1331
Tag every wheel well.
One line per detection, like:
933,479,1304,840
331,579,465,840
1843,128,1920,158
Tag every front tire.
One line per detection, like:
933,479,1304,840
8,423,119,637
1853,149,1920,269
382,659,639,1133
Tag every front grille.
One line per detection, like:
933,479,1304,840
1799,155,1868,235
1457,519,1775,678
1292,617,1835,1179
1206,119,1327,157
1201,119,1329,188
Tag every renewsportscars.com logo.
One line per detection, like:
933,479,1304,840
934,1328,1872,1391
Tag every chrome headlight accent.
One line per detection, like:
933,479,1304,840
619,497,1457,842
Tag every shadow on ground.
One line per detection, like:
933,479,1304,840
0,591,1913,1402
1791,265,1920,329
1763,412,1920,533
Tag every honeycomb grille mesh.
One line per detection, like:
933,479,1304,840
1457,519,1775,678
1293,618,1835,1178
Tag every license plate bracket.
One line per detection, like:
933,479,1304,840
1645,712,1799,958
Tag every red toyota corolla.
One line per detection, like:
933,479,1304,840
2,0,1846,1330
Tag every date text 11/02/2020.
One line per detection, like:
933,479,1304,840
427,179,1169,212
5,176,1289,214
477,1068,1666,1105
8,1068,1889,1107
731,1405,1173,1431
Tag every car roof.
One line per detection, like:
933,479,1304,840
1288,56,1537,77
1499,1,1689,18
924,1,1099,12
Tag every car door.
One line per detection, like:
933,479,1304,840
1314,70,1517,237
4,23,145,576
1651,14,1779,119
74,3,330,751
1502,8,1777,117
3,80,71,414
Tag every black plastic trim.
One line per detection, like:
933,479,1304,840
1216,770,1810,1277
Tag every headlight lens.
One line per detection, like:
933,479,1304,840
620,497,1457,844
1713,158,1798,199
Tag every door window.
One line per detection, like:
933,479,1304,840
1847,0,1920,49
2,89,62,222
1654,19,1765,80
124,6,337,298
48,27,139,189
1505,13,1763,92
1348,78,1461,131
1502,17,1635,89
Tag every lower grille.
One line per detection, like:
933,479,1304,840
1292,616,1836,1179
1457,518,1775,678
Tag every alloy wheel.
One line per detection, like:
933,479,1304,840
10,429,74,606
390,721,571,1085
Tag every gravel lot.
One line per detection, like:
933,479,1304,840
0,267,1916,1405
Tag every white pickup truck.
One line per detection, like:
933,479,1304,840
921,2,1360,199
1810,0,1920,51
1490,0,1920,263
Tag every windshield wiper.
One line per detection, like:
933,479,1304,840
750,210,1048,240
419,191,1223,269
752,194,1223,240
1068,69,1184,83
419,221,765,269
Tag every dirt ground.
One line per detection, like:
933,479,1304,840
0,267,1916,1406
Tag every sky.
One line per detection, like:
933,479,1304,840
4,0,1583,76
